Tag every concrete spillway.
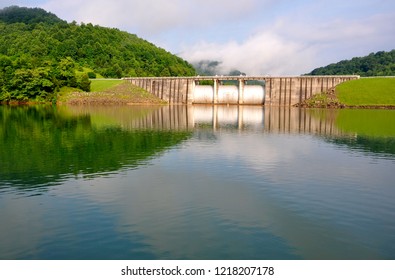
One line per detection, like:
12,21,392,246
193,85,265,105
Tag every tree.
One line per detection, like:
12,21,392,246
56,57,77,88
78,73,91,92
308,50,395,76
160,67,171,77
8,67,55,100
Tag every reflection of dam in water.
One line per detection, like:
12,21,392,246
192,106,341,135
66,105,342,136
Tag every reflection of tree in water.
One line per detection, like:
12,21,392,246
0,106,192,190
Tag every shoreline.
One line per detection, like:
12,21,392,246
294,103,395,110
2,100,395,109
2,83,394,109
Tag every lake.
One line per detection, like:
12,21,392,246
0,105,394,260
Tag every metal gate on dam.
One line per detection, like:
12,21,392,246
124,75,359,106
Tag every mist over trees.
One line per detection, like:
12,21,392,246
307,50,395,76
193,60,246,76
0,6,196,102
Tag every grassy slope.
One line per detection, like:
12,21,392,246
90,79,124,92
336,78,395,106
58,80,165,105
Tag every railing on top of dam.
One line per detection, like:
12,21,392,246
123,75,360,106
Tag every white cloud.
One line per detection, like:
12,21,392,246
43,0,265,34
181,10,395,75
181,30,316,76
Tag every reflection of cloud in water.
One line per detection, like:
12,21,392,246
0,197,47,259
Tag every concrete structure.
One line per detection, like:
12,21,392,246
124,75,359,106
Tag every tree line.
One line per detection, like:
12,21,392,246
0,6,196,102
307,50,395,76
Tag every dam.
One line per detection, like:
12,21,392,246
124,75,359,106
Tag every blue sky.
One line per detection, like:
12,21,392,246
1,0,394,75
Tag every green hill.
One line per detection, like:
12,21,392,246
307,50,395,76
0,6,196,102
0,5,65,25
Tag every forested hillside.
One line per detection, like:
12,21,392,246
307,50,395,76
0,6,195,102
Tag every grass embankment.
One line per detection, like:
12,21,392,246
90,79,123,92
58,79,166,105
296,77,395,108
336,78,395,106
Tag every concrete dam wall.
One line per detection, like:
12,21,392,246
193,85,265,104
125,76,359,106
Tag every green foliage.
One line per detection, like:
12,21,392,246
0,6,196,102
0,6,65,25
308,50,395,76
336,78,395,105
0,55,84,102
87,72,96,79
78,73,91,92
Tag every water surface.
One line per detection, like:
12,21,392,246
1,105,394,260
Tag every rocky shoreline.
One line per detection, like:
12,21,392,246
293,88,345,108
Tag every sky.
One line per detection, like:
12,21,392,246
1,0,395,75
